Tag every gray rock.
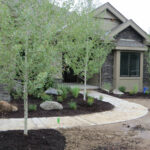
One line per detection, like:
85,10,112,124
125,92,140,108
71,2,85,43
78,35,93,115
113,89,124,95
40,101,63,111
45,88,62,95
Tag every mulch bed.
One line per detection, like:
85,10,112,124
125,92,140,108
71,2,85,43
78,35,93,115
0,94,114,118
0,129,66,150
98,89,150,99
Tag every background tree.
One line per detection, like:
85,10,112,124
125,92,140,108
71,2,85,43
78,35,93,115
0,0,70,135
60,0,114,100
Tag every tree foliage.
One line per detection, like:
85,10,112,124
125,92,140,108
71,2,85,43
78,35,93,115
59,0,114,100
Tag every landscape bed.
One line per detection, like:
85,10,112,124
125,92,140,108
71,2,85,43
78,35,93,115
0,94,114,118
0,129,66,150
98,89,150,99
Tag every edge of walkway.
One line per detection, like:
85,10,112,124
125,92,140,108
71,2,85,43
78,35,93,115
0,90,148,131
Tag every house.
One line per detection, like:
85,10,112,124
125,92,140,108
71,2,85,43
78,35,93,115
86,2,150,92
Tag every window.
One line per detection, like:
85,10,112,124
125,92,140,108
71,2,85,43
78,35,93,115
120,52,140,77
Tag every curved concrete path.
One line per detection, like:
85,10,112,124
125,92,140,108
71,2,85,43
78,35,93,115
0,91,148,131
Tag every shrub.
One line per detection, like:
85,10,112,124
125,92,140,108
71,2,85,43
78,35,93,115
99,95,103,101
71,87,80,98
129,85,138,95
68,101,77,110
28,72,54,99
145,90,149,95
87,97,94,106
40,93,52,101
119,86,126,93
102,83,111,91
57,96,63,103
58,86,70,99
28,104,37,111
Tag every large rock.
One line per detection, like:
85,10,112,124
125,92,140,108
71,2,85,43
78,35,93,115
0,101,18,112
40,101,63,111
45,88,62,95
113,89,124,95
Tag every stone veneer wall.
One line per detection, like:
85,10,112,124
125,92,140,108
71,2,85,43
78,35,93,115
115,26,144,42
0,84,10,101
101,52,114,88
143,52,150,87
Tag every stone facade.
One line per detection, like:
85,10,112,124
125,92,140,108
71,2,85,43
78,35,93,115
0,85,11,102
101,52,114,88
115,26,143,42
143,53,150,87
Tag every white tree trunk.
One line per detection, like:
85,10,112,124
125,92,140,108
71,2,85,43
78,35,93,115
83,66,87,101
24,43,28,136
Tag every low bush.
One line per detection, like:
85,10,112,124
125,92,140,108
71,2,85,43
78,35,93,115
99,95,103,101
119,86,126,93
58,86,70,99
68,101,77,110
40,93,52,101
87,97,94,106
57,96,63,103
28,104,37,111
145,90,149,95
102,83,111,92
129,85,138,95
71,87,80,98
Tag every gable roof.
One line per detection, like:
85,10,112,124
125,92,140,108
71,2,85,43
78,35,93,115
93,2,150,44
93,2,127,23
109,20,150,42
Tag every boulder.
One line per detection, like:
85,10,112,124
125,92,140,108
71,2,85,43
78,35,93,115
0,101,18,112
45,88,62,95
113,89,124,95
40,101,63,111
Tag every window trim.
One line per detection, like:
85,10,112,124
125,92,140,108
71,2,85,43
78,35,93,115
120,52,140,77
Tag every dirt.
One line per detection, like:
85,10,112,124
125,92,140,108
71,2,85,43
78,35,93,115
0,94,114,118
58,98,150,150
98,88,150,99
0,129,66,150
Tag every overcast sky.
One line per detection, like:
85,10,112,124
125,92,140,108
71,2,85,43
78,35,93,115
93,0,150,33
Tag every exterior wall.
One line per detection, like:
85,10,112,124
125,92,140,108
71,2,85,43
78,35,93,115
95,10,122,32
113,50,144,92
143,52,150,87
87,52,114,87
115,26,144,42
101,52,114,88
0,85,10,101
87,73,100,86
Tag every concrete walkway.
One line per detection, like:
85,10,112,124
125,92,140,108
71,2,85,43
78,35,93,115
0,91,148,131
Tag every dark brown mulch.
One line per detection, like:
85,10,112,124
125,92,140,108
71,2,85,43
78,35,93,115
0,94,114,118
0,129,66,150
98,89,150,99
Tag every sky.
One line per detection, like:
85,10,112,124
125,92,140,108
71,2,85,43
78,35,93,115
93,0,150,33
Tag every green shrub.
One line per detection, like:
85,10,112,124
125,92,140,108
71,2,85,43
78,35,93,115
102,83,111,91
129,85,138,95
119,86,126,93
68,101,77,110
87,97,94,106
28,104,37,111
28,72,54,99
57,96,63,103
58,86,70,99
145,90,149,95
99,95,103,101
71,87,80,98
40,93,52,101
